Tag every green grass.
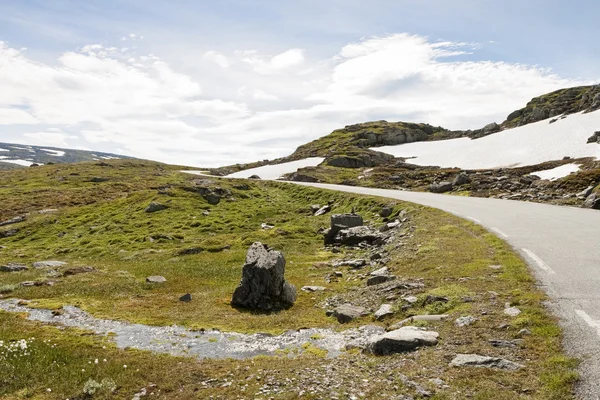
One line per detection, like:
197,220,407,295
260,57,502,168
0,160,577,399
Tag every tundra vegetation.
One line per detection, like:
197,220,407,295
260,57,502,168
0,160,577,399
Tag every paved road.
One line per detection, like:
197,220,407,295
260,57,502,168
292,182,600,399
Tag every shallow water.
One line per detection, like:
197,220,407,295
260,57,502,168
0,299,383,359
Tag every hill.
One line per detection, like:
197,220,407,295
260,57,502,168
0,142,133,170
211,85,600,210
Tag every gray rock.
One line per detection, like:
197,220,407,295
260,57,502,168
146,276,167,283
179,293,192,302
0,215,26,227
450,354,524,370
260,223,274,230
453,173,471,186
145,202,168,213
482,122,500,134
429,182,453,193
577,185,595,199
333,259,367,269
516,328,532,337
332,304,367,323
231,242,297,311
583,193,600,210
0,263,28,272
248,175,261,180
455,316,478,327
367,326,439,355
314,205,331,216
367,275,396,286
370,266,390,277
32,261,67,269
63,266,96,276
506,109,523,121
374,304,394,320
504,305,522,317
380,206,394,218
310,204,321,214
330,214,363,228
90,176,109,183
489,339,524,348
402,296,419,304
388,314,449,330
333,226,384,246
301,286,326,292
586,131,600,144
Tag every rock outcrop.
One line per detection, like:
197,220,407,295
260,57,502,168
367,327,439,355
231,242,297,311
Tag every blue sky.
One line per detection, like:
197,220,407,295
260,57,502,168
0,0,598,166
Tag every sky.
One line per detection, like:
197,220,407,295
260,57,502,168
0,0,599,167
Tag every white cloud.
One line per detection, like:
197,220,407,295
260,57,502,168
0,34,592,167
242,48,305,74
252,90,279,101
203,50,230,68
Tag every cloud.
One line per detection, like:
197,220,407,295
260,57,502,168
242,48,305,74
203,50,230,68
0,34,592,167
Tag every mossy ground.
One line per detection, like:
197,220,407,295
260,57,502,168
0,161,577,399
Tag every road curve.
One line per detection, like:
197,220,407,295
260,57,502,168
291,182,600,399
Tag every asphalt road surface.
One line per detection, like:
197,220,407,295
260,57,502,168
292,182,600,399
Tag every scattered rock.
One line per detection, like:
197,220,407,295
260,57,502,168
586,131,600,144
504,305,522,317
367,326,439,355
367,275,396,286
379,206,394,218
455,316,478,327
231,242,297,311
179,293,192,302
453,173,471,186
450,354,524,370
489,339,523,348
324,213,364,244
32,261,67,269
0,263,28,272
0,215,26,227
374,304,394,320
260,223,274,230
314,205,331,216
489,265,502,270
429,182,453,193
89,176,109,182
516,328,532,337
0,229,19,238
425,295,449,304
332,304,367,323
388,314,449,330
63,267,96,276
577,185,595,199
146,276,167,283
583,193,600,210
310,205,321,214
333,259,367,269
402,296,419,304
248,175,261,180
301,286,326,292
333,226,384,247
145,202,168,213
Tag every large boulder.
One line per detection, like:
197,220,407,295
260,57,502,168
333,226,384,246
450,354,524,370
324,213,363,245
332,303,367,323
367,326,439,355
429,182,453,193
583,193,600,210
231,243,297,311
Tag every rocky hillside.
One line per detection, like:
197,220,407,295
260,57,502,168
0,142,133,170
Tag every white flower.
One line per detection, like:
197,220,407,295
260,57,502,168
94,359,99,364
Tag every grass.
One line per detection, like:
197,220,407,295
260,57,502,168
0,160,577,399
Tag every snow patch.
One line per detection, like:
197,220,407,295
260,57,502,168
530,163,580,181
226,158,325,180
40,148,66,157
0,148,9,152
374,111,600,169
0,158,39,167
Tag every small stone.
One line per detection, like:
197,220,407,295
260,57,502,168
489,265,502,270
367,326,439,355
450,354,524,370
146,276,167,283
374,304,394,320
367,275,396,286
403,296,419,304
333,259,367,269
145,202,168,213
380,206,394,218
332,304,367,323
301,286,326,292
388,314,449,330
0,263,28,272
260,223,274,230
516,329,532,337
504,305,522,317
179,293,192,302
455,316,478,327
32,261,67,268
489,339,524,348
314,205,332,216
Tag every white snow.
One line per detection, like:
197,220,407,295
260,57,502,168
10,146,30,150
100,156,120,160
41,148,65,157
0,148,9,152
530,163,580,181
226,157,325,180
374,111,600,169
0,158,38,167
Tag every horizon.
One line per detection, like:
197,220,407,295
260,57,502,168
1,0,599,167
